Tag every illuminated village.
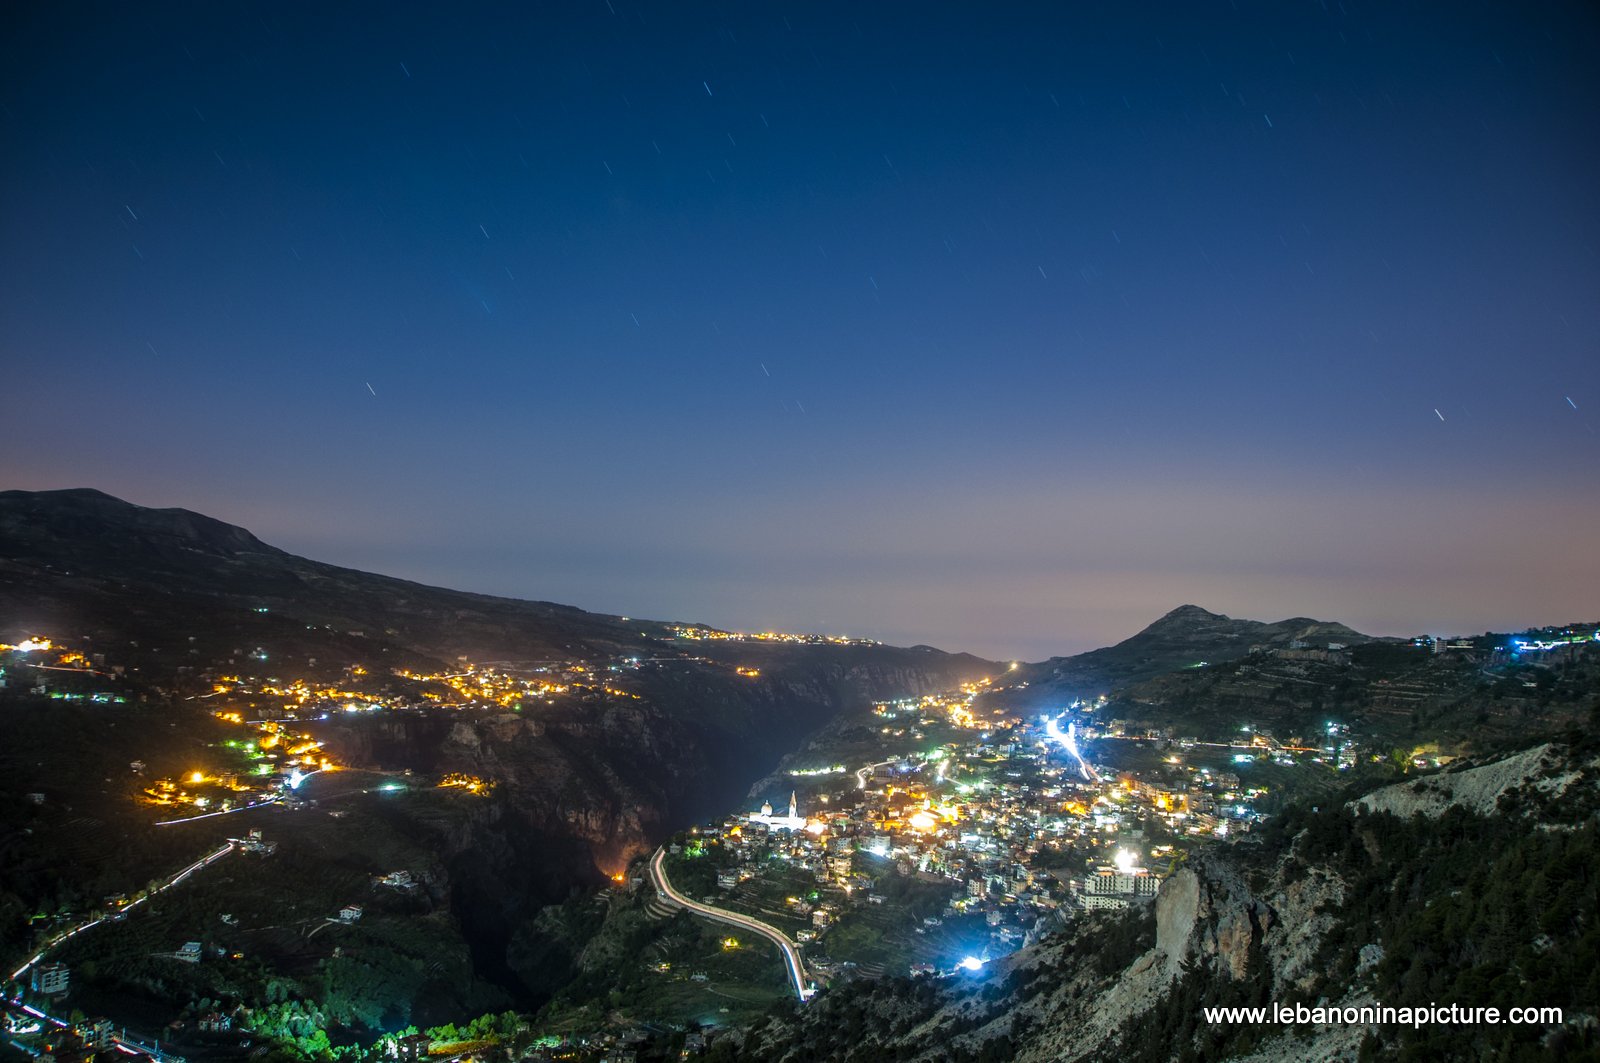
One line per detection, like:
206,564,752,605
668,625,878,647
661,678,1297,988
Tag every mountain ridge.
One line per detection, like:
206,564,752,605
1012,601,1378,705
0,487,659,658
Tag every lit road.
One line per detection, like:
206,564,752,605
647,847,812,1002
8,841,235,982
855,759,894,790
154,795,281,827
5,995,180,1062
7,841,236,1061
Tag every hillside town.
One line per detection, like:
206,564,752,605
664,679,1291,986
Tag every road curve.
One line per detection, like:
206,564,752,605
648,847,812,1001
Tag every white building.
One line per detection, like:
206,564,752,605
1082,868,1158,898
31,963,69,995
748,791,807,832
1075,860,1160,910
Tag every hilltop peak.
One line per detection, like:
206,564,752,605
0,487,274,560
1017,603,1376,702
1152,604,1227,624
11,486,123,501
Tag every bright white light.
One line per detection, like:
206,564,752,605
1043,714,1099,781
958,956,985,972
1113,849,1137,874
287,769,305,790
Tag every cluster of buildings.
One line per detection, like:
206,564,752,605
201,652,657,726
137,713,336,816
677,688,1275,976
0,1013,124,1063
0,636,130,704
668,624,878,646
667,676,1318,980
391,660,634,710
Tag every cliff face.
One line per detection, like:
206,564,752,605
1351,742,1600,819
317,648,994,879
1155,855,1276,982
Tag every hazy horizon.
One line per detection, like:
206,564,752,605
4,481,1589,662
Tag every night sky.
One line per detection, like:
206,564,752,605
3,2,1597,660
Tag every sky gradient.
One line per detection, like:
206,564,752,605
3,2,1597,660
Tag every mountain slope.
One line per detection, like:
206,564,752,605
0,488,997,1009
0,488,997,834
0,487,672,662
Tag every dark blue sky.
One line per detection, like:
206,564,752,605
4,2,1597,659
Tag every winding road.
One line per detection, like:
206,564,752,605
7,841,236,984
6,841,237,1061
648,847,813,1002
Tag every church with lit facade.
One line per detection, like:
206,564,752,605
748,791,807,831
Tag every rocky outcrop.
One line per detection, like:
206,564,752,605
1155,853,1276,981
739,847,1286,1063
1351,742,1580,819
1262,864,1345,995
